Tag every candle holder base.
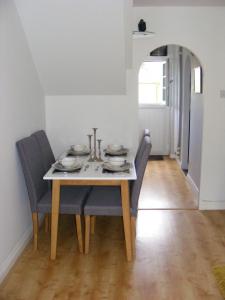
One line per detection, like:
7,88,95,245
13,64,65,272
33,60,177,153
88,157,95,162
96,157,103,162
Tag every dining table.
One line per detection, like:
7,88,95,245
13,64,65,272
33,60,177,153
44,151,137,262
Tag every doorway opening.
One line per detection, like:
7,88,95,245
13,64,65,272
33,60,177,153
138,44,203,209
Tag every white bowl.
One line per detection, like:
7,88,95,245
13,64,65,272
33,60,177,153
61,157,76,167
72,144,88,152
107,144,123,152
108,157,125,166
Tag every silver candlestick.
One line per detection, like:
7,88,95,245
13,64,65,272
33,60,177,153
92,128,98,161
87,134,94,162
97,139,103,162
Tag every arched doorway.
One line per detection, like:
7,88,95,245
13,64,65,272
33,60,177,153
138,44,203,209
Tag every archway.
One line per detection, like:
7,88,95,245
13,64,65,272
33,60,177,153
137,44,203,209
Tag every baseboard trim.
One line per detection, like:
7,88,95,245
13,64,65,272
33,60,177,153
0,215,44,284
199,201,225,210
150,152,169,156
0,224,33,284
186,173,199,196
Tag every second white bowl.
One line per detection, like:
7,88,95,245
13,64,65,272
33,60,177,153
107,144,123,152
71,144,88,152
61,157,77,167
108,157,126,166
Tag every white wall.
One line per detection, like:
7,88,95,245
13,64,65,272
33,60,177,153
124,0,133,69
133,7,225,209
0,0,45,281
46,70,138,158
15,0,128,95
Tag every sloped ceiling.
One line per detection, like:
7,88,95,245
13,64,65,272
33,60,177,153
134,0,225,5
15,0,128,95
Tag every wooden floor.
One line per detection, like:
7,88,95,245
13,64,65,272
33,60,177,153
1,211,225,300
1,159,224,300
139,157,198,209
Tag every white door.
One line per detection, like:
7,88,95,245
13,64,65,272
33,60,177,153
181,56,191,170
139,107,170,155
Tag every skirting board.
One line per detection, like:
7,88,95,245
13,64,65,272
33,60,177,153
186,173,199,197
186,174,225,210
0,214,44,284
199,200,225,210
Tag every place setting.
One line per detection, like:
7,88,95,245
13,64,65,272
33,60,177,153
52,157,83,173
68,144,90,157
102,156,131,174
104,144,129,157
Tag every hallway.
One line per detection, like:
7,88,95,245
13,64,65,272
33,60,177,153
139,157,198,210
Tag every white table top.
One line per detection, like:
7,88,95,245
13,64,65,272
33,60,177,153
44,152,137,181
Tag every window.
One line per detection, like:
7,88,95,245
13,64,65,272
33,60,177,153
139,60,168,106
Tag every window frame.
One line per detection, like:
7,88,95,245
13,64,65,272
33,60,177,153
138,56,169,108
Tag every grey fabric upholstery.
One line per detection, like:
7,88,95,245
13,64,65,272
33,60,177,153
32,130,55,172
131,136,152,216
38,186,90,214
84,187,123,216
144,129,150,137
84,136,152,217
16,136,48,212
17,136,90,214
135,128,151,166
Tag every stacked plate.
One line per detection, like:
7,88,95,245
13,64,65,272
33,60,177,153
69,144,90,156
103,157,131,172
104,144,128,156
53,157,83,172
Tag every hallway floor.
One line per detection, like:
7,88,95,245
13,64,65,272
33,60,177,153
139,157,198,209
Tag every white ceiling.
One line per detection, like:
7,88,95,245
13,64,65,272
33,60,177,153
133,0,225,6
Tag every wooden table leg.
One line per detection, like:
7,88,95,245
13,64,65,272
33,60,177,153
121,180,132,262
51,180,60,260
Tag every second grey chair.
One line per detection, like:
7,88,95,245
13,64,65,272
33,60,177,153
135,128,151,167
32,130,55,172
84,135,152,254
16,135,90,253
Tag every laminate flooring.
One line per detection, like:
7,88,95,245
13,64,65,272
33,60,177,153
139,157,198,209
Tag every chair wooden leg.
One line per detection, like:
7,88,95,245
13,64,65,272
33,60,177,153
90,216,96,235
45,214,50,233
85,216,91,254
48,214,51,232
32,212,38,251
75,215,83,254
131,216,136,257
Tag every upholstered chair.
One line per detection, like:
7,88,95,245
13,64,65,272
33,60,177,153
16,136,90,253
84,135,152,254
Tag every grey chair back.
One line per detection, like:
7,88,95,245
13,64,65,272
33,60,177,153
16,136,48,212
135,129,151,166
131,135,152,216
32,130,55,172
144,129,150,137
